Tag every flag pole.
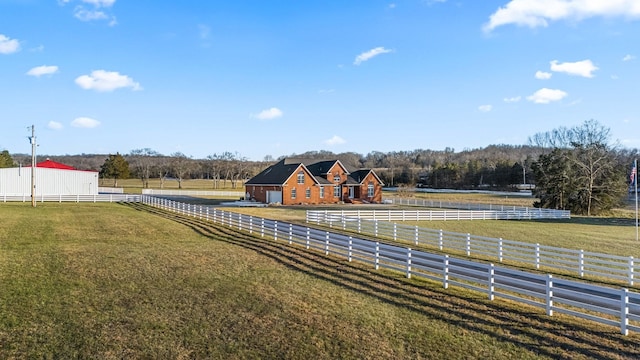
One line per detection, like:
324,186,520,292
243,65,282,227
635,159,638,242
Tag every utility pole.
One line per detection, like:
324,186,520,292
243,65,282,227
28,125,36,208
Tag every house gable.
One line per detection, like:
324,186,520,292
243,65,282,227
246,158,384,205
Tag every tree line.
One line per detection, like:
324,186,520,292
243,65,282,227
4,119,637,214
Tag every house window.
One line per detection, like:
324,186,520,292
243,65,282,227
297,171,305,184
305,188,311,198
291,188,296,199
319,186,324,198
334,186,340,197
333,174,341,183
368,182,374,197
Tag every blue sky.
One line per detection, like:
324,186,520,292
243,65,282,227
1,0,639,161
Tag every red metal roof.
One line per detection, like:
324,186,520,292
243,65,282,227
34,159,76,170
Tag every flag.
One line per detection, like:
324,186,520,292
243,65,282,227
632,161,637,186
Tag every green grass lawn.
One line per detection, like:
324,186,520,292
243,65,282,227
2,203,639,358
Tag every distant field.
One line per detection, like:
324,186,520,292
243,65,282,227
2,203,639,358
99,178,244,194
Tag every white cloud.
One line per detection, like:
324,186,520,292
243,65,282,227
74,7,108,21
75,70,142,92
252,107,283,120
478,104,493,112
503,96,521,103
550,59,598,78
48,121,63,130
82,0,116,7
484,0,640,32
0,34,20,54
324,135,346,146
623,54,636,61
535,70,552,80
527,88,568,104
63,0,116,24
71,117,101,128
354,47,393,65
30,45,45,52
389,3,397,9
26,65,59,77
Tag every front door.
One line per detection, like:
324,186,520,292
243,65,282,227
349,186,354,199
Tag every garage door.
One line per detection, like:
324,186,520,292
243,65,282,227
266,191,282,204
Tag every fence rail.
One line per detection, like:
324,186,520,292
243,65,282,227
0,194,141,203
386,197,571,218
306,211,637,286
310,208,569,221
141,195,640,335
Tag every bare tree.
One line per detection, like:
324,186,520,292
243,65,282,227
129,148,160,189
169,152,193,189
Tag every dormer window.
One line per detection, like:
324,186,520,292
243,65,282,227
333,174,341,182
297,171,305,184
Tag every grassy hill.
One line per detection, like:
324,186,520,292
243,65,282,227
1,203,639,358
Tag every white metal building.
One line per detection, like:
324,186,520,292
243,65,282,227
0,166,99,196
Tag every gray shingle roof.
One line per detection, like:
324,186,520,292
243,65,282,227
246,158,378,186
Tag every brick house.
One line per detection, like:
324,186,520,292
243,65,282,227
245,158,384,205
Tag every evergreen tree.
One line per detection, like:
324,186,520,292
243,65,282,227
100,153,130,187
0,150,16,168
531,120,626,215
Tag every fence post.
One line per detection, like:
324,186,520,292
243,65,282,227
261,218,265,237
342,216,346,230
348,237,353,262
325,232,330,255
249,216,253,234
415,225,419,246
374,221,378,237
274,221,278,241
629,257,635,286
228,212,232,227
221,210,225,226
621,288,629,336
358,218,361,234
443,255,449,289
546,274,553,316
488,264,495,300
536,243,540,269
238,214,243,231
375,242,380,270
406,248,412,279
498,238,503,262
213,208,217,223
206,207,209,221
289,223,293,245
466,234,471,256
439,229,444,250
306,228,310,249
199,205,202,219
579,250,584,277
393,223,397,241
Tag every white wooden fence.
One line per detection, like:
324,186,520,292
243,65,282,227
306,211,638,286
141,195,640,335
386,197,570,218
308,208,569,221
0,194,141,203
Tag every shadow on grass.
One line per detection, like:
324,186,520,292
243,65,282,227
125,203,640,360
